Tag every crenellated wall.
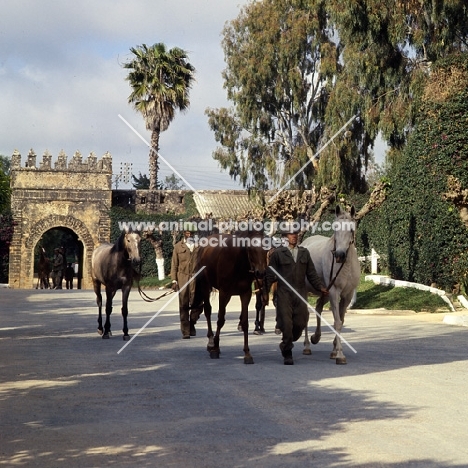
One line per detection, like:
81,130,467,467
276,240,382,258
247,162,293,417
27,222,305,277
9,149,113,289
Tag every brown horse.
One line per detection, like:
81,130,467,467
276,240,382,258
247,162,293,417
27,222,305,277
194,231,268,364
91,229,141,340
36,247,51,289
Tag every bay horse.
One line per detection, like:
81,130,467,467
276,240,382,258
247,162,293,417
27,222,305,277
301,205,360,364
36,247,51,289
91,229,141,340
194,231,268,364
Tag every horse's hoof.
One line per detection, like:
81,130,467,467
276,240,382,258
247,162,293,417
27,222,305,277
102,334,110,339
336,357,347,365
210,350,220,359
303,348,312,355
244,356,254,364
97,329,103,336
123,335,130,341
253,330,262,335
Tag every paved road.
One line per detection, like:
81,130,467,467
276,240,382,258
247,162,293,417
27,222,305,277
0,288,467,467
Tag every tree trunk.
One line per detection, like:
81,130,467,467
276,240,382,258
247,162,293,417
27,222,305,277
297,187,336,244
355,180,390,228
149,130,160,191
141,230,165,280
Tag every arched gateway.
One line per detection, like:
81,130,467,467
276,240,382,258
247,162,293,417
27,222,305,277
9,149,112,289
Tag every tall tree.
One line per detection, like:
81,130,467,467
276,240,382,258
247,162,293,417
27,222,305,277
123,43,196,191
325,0,468,166
206,0,345,192
208,0,467,194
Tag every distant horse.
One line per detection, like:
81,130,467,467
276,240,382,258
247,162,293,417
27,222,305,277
194,231,268,364
36,247,51,289
91,229,141,340
301,205,360,364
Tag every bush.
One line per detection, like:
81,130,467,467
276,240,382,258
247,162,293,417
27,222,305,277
0,212,15,283
360,55,468,290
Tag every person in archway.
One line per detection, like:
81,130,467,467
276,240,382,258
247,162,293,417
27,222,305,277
65,263,74,289
52,248,64,289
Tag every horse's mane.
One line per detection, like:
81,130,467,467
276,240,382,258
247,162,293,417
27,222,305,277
111,230,127,254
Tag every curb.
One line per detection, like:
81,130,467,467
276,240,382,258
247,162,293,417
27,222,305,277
365,275,456,312
443,315,468,327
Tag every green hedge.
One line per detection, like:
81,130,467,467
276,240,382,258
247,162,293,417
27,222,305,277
358,55,468,291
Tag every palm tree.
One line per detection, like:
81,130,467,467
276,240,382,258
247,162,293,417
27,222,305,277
123,43,196,191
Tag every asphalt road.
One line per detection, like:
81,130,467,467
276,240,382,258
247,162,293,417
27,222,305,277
0,288,467,468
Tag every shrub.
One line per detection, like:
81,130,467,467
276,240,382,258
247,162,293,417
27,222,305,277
361,55,468,290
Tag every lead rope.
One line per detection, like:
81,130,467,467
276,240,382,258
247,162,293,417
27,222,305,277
136,262,175,302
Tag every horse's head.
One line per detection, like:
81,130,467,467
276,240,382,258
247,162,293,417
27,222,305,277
122,229,141,269
332,205,356,264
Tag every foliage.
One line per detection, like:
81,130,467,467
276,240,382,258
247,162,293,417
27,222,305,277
0,155,10,174
163,173,185,190
123,43,196,191
359,55,468,291
0,156,11,214
208,0,468,194
0,212,15,283
322,0,468,177
132,172,151,190
207,0,345,191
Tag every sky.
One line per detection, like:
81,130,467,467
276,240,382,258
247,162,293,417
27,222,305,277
0,0,250,190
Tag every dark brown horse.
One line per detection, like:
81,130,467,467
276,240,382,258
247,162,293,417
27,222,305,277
36,247,51,289
91,229,141,340
194,231,268,364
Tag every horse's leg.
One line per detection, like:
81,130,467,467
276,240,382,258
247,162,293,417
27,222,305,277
210,291,229,359
102,288,115,339
94,281,104,335
311,295,326,345
332,296,348,365
237,312,243,332
253,291,263,335
303,307,312,355
121,285,131,341
239,291,254,364
204,293,215,352
329,291,347,364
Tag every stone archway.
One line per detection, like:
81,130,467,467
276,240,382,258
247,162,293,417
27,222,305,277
8,149,112,289
26,216,95,289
